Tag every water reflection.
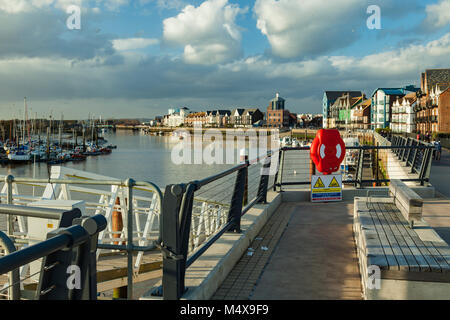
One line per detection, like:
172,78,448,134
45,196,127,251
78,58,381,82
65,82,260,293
0,130,237,189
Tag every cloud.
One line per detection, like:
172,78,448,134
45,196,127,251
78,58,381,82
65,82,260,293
0,10,115,60
253,0,366,59
0,0,128,13
424,0,450,29
112,38,159,51
3,32,450,117
162,0,247,65
139,0,186,10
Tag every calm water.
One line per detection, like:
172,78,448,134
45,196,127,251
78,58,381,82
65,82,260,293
0,130,236,189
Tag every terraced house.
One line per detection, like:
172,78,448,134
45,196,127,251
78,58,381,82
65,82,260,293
329,93,366,130
416,69,450,134
371,86,419,130
391,93,417,134
322,91,362,128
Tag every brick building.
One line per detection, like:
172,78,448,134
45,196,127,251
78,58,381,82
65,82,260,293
266,93,291,128
438,87,450,132
416,69,450,134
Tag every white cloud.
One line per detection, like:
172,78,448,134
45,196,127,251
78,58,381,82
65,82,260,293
331,33,450,76
0,0,33,13
425,0,450,28
112,38,159,51
163,0,246,65
253,0,365,58
0,0,126,13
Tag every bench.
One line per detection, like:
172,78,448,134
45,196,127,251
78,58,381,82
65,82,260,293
354,197,450,300
389,179,423,228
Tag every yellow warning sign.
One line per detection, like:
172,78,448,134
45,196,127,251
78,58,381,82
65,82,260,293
314,177,325,188
329,177,340,188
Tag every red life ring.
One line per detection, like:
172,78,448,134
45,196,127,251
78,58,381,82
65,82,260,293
310,129,346,175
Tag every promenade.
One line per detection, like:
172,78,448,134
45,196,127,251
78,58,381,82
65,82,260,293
212,201,362,300
211,149,450,300
430,148,450,198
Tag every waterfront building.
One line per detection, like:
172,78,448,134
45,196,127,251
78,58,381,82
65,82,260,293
212,110,232,127
391,94,417,134
329,93,365,130
371,86,419,130
415,69,450,134
351,98,371,130
242,108,264,127
438,87,450,132
166,107,190,127
266,93,291,128
323,91,362,128
230,108,245,127
184,112,208,126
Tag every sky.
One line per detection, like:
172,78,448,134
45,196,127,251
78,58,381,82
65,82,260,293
0,0,450,120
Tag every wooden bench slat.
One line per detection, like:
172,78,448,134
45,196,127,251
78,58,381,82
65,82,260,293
374,202,410,271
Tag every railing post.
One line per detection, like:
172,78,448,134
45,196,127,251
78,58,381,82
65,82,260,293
410,143,420,173
275,149,285,192
159,184,186,300
126,178,135,300
419,146,433,186
257,153,271,204
227,165,248,233
5,175,14,236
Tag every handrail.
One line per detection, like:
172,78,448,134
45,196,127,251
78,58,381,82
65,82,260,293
157,151,274,299
0,231,20,300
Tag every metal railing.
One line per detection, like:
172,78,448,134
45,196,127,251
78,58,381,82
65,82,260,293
274,141,434,190
152,152,274,299
0,173,163,300
0,211,106,300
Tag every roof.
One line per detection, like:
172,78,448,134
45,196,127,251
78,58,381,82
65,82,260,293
324,91,363,102
231,108,245,115
372,88,406,97
243,108,260,115
403,92,417,103
217,110,231,116
424,69,450,93
435,82,450,92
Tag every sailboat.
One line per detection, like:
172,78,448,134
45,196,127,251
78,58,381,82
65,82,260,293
8,98,31,162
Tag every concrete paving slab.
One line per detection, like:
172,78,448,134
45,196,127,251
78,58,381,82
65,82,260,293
251,201,362,300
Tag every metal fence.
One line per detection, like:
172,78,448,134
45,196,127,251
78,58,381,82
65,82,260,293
0,174,163,300
152,152,274,300
0,211,106,300
274,142,434,190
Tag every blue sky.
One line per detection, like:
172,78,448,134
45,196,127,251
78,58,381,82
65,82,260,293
0,0,449,119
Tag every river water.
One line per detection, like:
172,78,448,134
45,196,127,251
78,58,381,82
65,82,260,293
0,130,243,189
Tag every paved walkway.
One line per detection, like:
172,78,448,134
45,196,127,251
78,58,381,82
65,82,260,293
430,148,450,198
212,201,362,300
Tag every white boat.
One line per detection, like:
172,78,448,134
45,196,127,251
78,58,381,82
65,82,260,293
8,151,31,162
280,136,292,147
